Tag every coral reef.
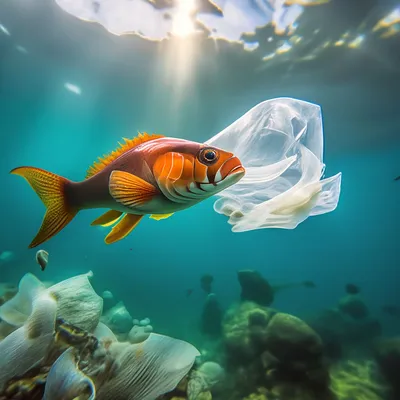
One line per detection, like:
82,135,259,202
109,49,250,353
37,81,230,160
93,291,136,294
222,301,331,399
308,291,381,359
0,269,398,400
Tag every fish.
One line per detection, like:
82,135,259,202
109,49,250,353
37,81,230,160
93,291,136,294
382,305,400,318
186,289,194,297
200,274,214,294
35,250,49,271
11,133,245,248
395,175,400,181
345,283,360,295
0,251,14,263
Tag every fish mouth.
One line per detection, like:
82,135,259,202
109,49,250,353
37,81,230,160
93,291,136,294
224,165,245,184
213,156,245,184
229,165,246,177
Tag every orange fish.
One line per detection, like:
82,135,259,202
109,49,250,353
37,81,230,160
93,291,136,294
11,133,245,248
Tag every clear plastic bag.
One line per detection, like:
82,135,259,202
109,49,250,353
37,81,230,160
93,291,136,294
206,97,342,231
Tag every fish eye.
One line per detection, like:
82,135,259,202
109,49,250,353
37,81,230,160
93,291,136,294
199,148,219,165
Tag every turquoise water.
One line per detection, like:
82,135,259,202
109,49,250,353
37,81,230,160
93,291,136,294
0,0,399,399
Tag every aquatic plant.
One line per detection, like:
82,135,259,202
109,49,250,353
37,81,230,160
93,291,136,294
0,271,201,400
43,347,96,400
95,333,200,399
0,271,103,332
0,291,57,391
93,321,118,342
329,360,388,400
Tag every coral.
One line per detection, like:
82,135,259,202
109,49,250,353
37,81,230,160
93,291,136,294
223,302,275,360
222,302,330,398
187,362,224,400
338,294,369,320
128,323,153,344
330,360,388,400
101,301,133,334
374,337,400,398
200,275,213,295
264,313,323,365
197,391,212,400
101,290,116,312
201,294,223,338
242,387,269,400
308,306,381,360
237,270,274,307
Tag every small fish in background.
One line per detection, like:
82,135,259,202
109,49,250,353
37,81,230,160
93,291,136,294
102,290,114,300
15,45,28,54
64,82,82,95
394,175,400,181
35,250,49,271
186,288,194,297
345,283,360,295
11,133,244,248
200,274,214,294
0,24,10,36
302,280,316,288
0,251,14,264
382,305,400,318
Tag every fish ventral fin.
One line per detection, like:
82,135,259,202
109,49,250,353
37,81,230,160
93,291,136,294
150,213,174,221
105,213,143,244
109,170,158,208
10,166,78,248
91,210,123,227
86,132,164,179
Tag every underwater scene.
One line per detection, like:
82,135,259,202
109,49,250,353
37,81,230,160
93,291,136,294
0,0,399,399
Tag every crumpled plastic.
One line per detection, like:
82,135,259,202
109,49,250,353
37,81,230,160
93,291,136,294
206,97,342,231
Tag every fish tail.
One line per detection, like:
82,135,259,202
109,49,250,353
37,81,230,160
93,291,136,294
10,166,78,248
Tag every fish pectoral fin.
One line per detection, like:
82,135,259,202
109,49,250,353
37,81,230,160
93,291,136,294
149,213,174,221
105,213,143,244
109,170,158,208
91,210,123,227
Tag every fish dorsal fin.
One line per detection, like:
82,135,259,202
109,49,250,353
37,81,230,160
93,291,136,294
86,132,164,179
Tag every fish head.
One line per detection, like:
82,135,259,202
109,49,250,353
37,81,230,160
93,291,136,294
151,139,245,204
192,145,245,191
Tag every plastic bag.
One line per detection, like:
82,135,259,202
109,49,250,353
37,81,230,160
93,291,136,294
206,97,342,231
